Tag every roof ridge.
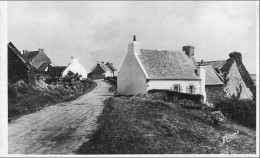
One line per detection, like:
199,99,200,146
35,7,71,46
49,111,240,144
140,48,181,53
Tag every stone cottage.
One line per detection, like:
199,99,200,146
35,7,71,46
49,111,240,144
23,48,53,72
8,42,36,83
203,52,255,100
88,61,118,79
117,36,207,103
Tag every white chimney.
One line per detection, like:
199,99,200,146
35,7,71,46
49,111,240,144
71,57,78,63
128,35,140,55
198,60,206,104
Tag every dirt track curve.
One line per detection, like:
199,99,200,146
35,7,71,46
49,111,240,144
8,80,112,154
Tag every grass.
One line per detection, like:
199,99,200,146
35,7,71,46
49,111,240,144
76,96,256,154
8,79,97,122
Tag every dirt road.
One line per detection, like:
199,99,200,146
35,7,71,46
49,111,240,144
8,80,112,154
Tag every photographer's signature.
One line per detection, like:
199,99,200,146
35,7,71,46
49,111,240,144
219,130,239,146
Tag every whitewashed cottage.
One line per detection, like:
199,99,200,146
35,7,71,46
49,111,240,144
117,36,207,103
62,57,88,79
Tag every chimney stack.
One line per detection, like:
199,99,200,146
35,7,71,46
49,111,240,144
38,48,44,54
128,35,140,55
23,50,28,55
197,60,206,103
183,45,194,57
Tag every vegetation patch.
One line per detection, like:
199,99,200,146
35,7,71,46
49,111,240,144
214,97,256,129
8,79,97,122
76,96,256,154
147,89,203,104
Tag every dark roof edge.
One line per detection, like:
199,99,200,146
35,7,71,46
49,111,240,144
147,78,201,81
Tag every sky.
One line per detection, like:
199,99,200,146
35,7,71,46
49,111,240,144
8,1,258,74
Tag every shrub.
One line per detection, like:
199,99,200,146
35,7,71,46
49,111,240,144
147,89,203,104
214,97,256,128
179,99,205,109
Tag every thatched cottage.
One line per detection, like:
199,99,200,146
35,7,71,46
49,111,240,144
203,52,256,100
23,48,53,72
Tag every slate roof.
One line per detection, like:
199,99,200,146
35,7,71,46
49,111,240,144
202,60,227,69
205,65,224,85
106,63,117,71
23,51,39,62
38,62,52,71
100,63,113,72
138,49,200,80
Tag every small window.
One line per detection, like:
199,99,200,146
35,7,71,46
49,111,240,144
171,84,180,92
187,85,196,94
189,86,194,94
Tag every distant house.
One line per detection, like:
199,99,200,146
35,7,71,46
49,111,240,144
61,57,88,79
23,48,53,72
203,53,256,100
8,42,36,83
88,61,118,79
117,36,207,103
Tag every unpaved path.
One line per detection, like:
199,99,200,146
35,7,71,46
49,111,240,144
8,80,112,154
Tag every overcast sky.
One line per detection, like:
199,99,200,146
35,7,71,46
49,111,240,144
8,1,258,74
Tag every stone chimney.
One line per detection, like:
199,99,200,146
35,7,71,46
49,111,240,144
197,60,206,103
128,35,140,55
183,45,194,57
23,50,28,55
38,48,44,54
70,56,78,63
229,52,242,65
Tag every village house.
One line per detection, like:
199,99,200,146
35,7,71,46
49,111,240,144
8,42,36,83
88,61,118,79
22,48,53,72
117,36,207,103
203,52,255,100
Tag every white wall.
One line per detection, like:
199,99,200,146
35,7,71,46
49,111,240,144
147,80,201,94
117,41,147,95
62,58,88,79
104,71,113,77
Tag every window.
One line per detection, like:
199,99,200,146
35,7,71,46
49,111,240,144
189,85,194,94
186,85,196,94
171,84,180,92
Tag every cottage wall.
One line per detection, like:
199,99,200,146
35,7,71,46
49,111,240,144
147,80,201,94
89,64,106,79
117,42,147,95
62,59,88,79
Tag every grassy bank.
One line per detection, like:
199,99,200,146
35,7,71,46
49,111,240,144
77,96,256,154
8,79,97,122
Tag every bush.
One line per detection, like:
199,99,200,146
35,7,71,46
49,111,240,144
179,99,205,109
214,97,256,128
147,89,203,104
